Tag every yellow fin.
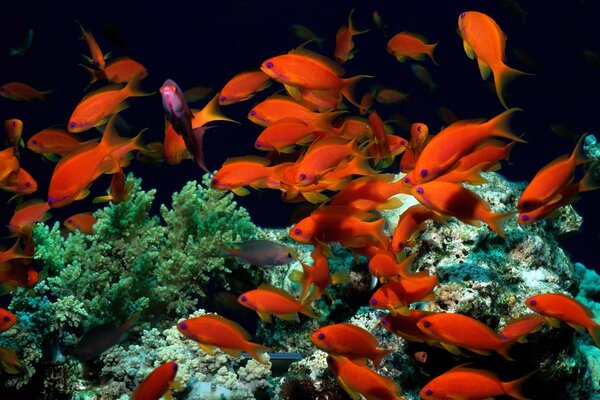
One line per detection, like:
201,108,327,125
231,187,250,196
199,343,217,355
463,40,475,59
440,342,462,355
478,59,491,80
221,347,243,358
257,311,272,322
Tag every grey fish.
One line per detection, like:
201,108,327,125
220,239,297,266
73,312,139,361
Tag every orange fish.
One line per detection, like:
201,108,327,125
326,355,403,400
0,167,37,199
336,116,371,140
358,90,375,115
370,271,438,315
211,156,287,196
131,362,178,400
63,212,97,234
27,128,90,160
93,166,131,204
311,323,391,368
391,204,441,252
177,314,271,363
0,347,21,374
421,366,532,400
0,263,39,295
0,147,19,185
76,20,108,69
518,134,589,212
499,314,546,343
368,253,417,282
261,47,369,106
285,85,342,112
330,174,406,211
68,73,150,133
163,121,191,165
380,310,439,344
334,9,368,64
4,119,24,154
82,56,147,86
238,284,317,322
290,206,388,249
374,87,409,104
458,11,530,108
48,117,139,208
248,95,329,127
219,70,272,105
408,109,523,185
525,293,600,347
0,82,51,101
387,32,438,64
289,245,348,302
0,240,28,264
0,308,16,332
8,200,51,237
416,312,515,359
294,136,361,185
411,181,513,237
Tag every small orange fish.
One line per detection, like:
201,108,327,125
326,355,403,400
416,312,515,359
458,11,530,108
0,239,28,264
526,293,600,347
82,56,147,86
411,181,512,237
63,212,97,235
0,82,51,101
0,347,21,374
370,271,438,315
387,32,438,64
380,310,439,344
391,204,441,252
0,263,39,295
421,366,532,400
261,47,369,106
219,70,272,105
68,73,150,133
177,314,271,363
499,314,546,343
368,253,417,282
0,308,16,332
0,167,37,199
211,156,286,196
8,200,51,237
290,206,388,249
248,95,329,127
518,134,589,212
163,121,191,165
238,284,317,322
76,20,108,69
93,166,131,204
334,9,368,64
4,119,24,154
330,174,406,211
311,323,392,368
294,136,361,185
27,128,90,160
358,90,374,115
131,362,178,400
0,147,19,185
374,87,409,104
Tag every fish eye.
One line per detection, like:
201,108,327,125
317,332,325,340
423,320,431,328
293,228,302,235
69,122,77,128
425,389,433,396
529,299,537,306
381,316,389,325
172,363,178,372
459,12,466,18
420,169,427,177
2,316,9,322
178,322,187,329
265,61,274,69
499,333,507,340
520,214,530,222
12,121,17,127
255,141,262,147
326,356,333,364
240,295,248,302
25,182,31,187
47,197,55,205
287,253,293,258
370,298,378,305
404,177,411,183
94,60,101,66
416,187,424,194
219,95,227,102
400,140,407,145
31,139,37,145
249,110,257,117
299,173,307,181
417,126,422,132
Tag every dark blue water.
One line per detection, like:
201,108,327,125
1,0,599,273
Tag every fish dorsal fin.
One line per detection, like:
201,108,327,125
290,46,346,76
81,83,125,101
14,198,49,212
257,284,297,301
202,314,251,340
222,155,271,166
401,31,429,43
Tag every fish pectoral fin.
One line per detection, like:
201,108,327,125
277,312,300,322
231,187,250,196
337,377,362,400
566,322,586,333
477,59,491,80
468,348,492,356
440,342,462,355
198,343,217,355
221,347,243,358
163,390,173,400
462,40,475,59
257,311,272,322
517,337,528,344
545,317,561,328
75,188,91,201
351,357,368,365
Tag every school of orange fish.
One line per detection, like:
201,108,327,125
1,9,600,400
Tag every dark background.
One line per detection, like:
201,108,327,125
1,0,599,273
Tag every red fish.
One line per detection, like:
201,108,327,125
63,212,97,235
420,365,532,400
0,347,21,374
326,355,403,400
0,82,51,101
4,119,24,155
82,56,147,86
248,95,326,126
131,362,178,400
499,314,546,343
458,11,530,108
211,156,287,196
370,271,438,315
525,293,600,347
330,174,406,211
0,308,16,332
1,167,37,199
0,240,28,264
380,310,439,344
311,323,392,368
391,204,441,252
0,263,39,295
27,128,90,160
177,314,271,363
219,70,272,105
8,200,51,237
387,32,438,64
76,20,108,69
369,253,417,282
334,9,368,64
238,284,317,322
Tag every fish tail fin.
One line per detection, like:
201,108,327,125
79,64,101,88
342,75,373,107
429,42,440,66
487,107,527,143
124,71,153,98
501,370,535,400
588,323,600,348
494,62,532,109
577,168,600,194
195,93,239,127
487,211,515,237
370,218,389,247
300,302,318,319
245,343,272,365
373,348,393,369
217,244,238,257
570,133,591,166
496,338,517,361
348,9,369,36
191,126,216,173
